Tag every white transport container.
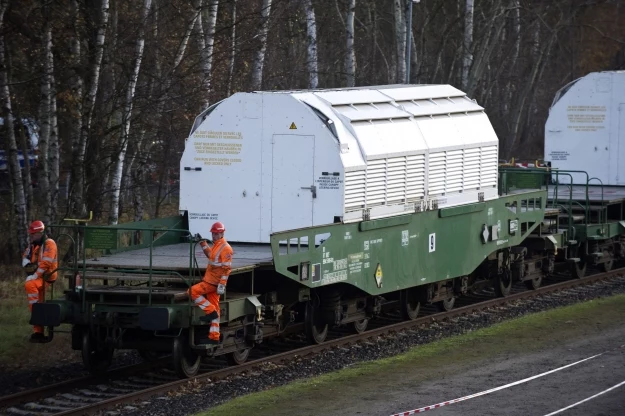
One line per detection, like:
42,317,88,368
545,71,625,185
180,85,500,243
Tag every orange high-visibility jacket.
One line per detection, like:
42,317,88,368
22,237,58,282
200,238,233,286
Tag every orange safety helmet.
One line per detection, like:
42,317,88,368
210,221,226,233
28,220,45,234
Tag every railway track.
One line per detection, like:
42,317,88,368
2,267,625,416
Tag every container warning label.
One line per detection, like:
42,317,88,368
548,150,569,161
402,230,409,246
194,130,242,140
193,134,243,167
321,270,347,284
189,213,219,220
348,252,363,275
317,175,343,190
566,105,606,132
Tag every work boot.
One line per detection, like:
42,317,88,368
199,311,219,322
29,332,47,343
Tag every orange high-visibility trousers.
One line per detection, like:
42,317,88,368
188,281,220,341
25,277,50,333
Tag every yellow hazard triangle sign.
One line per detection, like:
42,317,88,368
289,122,297,129
375,264,383,288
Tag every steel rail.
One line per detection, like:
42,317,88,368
0,359,170,409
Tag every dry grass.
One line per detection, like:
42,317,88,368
0,266,80,369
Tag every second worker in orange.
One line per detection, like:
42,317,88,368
188,221,233,345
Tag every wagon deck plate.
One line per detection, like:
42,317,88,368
83,243,276,272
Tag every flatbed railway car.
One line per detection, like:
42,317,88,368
32,84,592,378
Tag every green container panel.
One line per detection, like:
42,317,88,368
271,190,547,296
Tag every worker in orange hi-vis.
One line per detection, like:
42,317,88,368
188,221,233,345
22,220,58,343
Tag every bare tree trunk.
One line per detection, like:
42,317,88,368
0,0,28,250
68,0,84,214
504,0,521,115
461,0,474,90
133,167,144,222
117,1,195,223
507,30,556,158
108,0,152,225
250,0,272,90
465,8,507,95
345,0,356,87
17,116,34,215
303,0,319,89
49,74,59,223
409,23,418,83
193,0,218,109
510,0,521,70
227,0,237,96
72,0,109,216
366,3,391,84
37,12,52,223
394,0,406,84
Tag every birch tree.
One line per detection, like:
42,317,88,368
68,0,84,215
503,0,521,115
37,8,52,224
394,0,406,84
193,0,218,109
0,0,28,250
345,0,356,87
109,0,152,224
464,6,507,95
49,69,60,223
72,0,110,216
227,0,237,96
250,0,272,90
18,116,34,215
461,0,474,90
35,6,60,224
124,5,198,221
303,0,319,89
506,9,562,158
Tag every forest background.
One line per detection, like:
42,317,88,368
1,0,624,264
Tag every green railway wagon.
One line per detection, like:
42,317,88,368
31,168,554,377
30,85,563,377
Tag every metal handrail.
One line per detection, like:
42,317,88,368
49,223,197,307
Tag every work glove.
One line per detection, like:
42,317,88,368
217,283,226,295
22,258,30,267
25,274,37,282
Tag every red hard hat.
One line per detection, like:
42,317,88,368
28,220,45,234
210,221,225,233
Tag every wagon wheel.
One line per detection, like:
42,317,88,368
352,318,369,334
172,332,201,378
437,297,455,312
304,301,328,344
524,276,542,290
82,331,114,376
226,348,251,365
494,269,512,297
570,261,587,279
400,288,421,320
